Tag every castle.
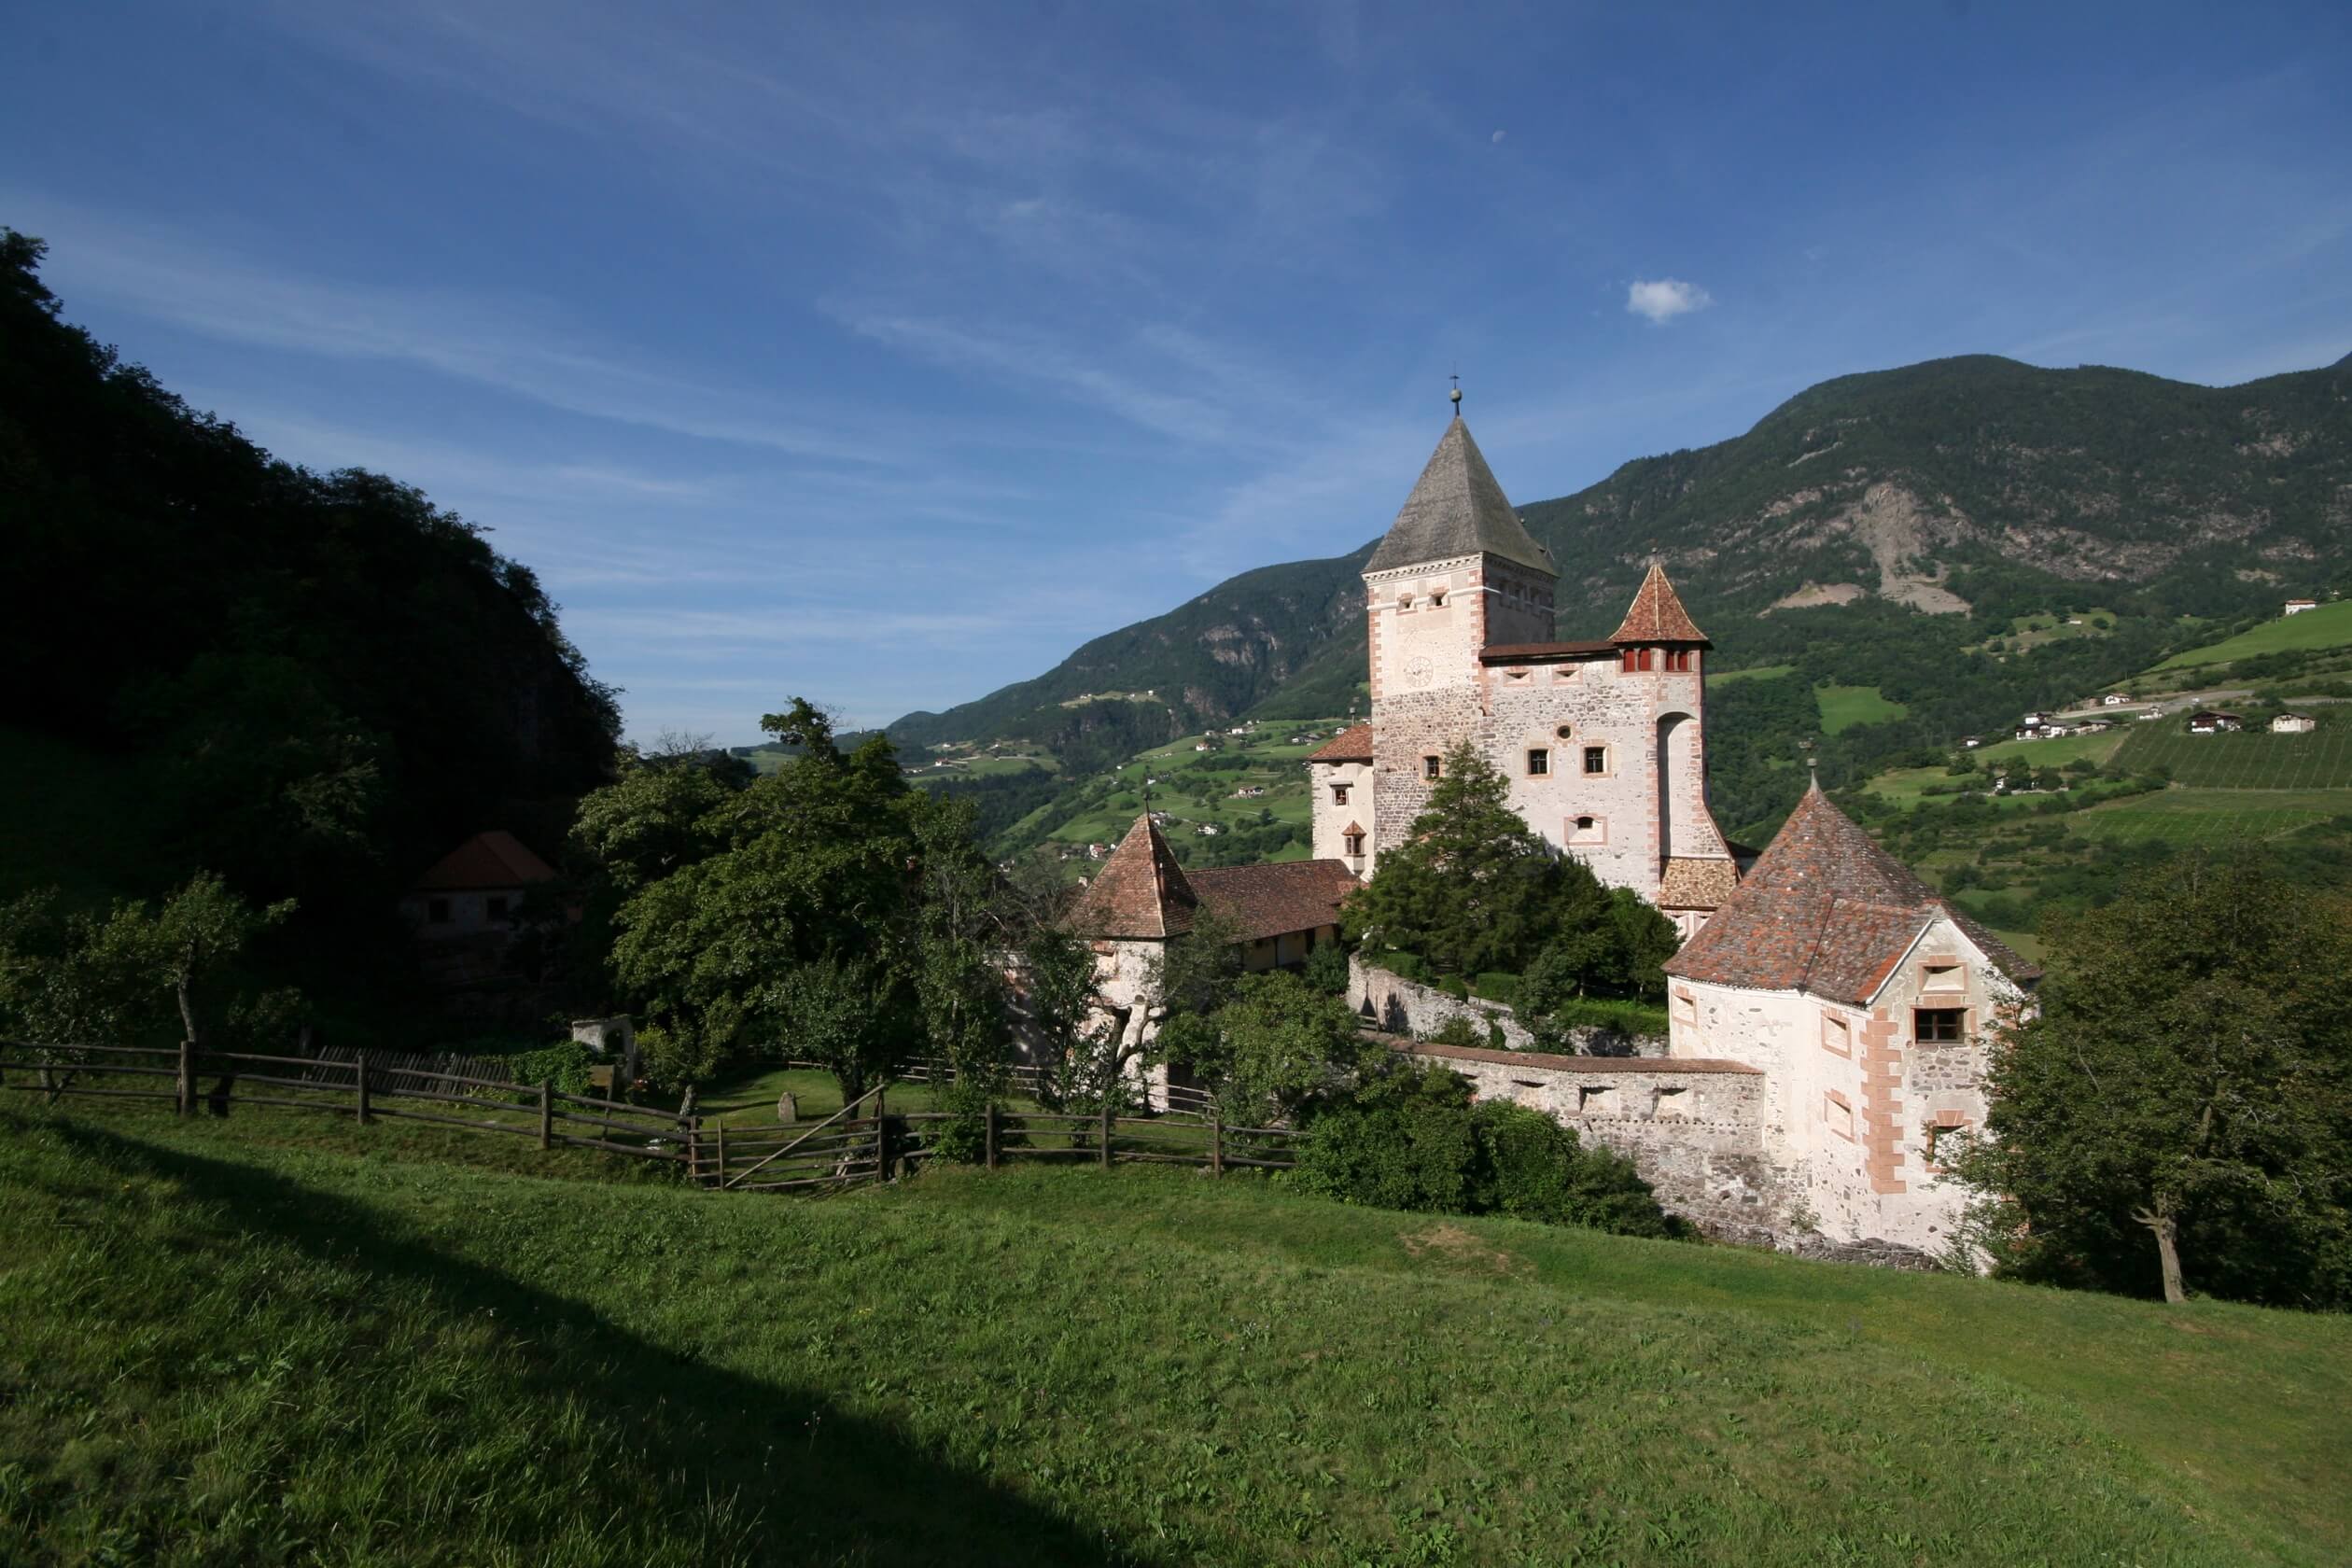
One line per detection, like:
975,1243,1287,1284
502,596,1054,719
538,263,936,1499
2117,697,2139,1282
1064,411,2038,1264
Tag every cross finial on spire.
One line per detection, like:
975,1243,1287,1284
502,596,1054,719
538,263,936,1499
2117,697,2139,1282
1449,371,1462,414
1799,738,1818,783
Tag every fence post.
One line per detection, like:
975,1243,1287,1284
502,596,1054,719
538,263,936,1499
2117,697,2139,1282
1211,1108,1223,1176
539,1079,553,1151
176,1038,193,1117
714,1117,728,1188
874,1085,890,1179
985,1101,999,1172
1099,1097,1113,1169
355,1049,371,1125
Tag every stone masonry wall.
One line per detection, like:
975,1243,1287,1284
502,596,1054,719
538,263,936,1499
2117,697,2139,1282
1349,957,1667,1057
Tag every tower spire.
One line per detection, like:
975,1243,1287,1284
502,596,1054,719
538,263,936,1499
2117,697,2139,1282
1449,371,1462,416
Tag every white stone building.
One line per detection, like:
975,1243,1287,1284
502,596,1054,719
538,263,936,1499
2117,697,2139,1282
1659,782,2039,1255
1305,414,1742,935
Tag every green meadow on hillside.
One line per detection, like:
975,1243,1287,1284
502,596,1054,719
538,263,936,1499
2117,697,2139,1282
1813,684,1908,735
2,1099,2347,1567
2156,599,2352,669
2112,715,2352,789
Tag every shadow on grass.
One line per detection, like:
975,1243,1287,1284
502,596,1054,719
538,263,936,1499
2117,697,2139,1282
22,1116,1160,1567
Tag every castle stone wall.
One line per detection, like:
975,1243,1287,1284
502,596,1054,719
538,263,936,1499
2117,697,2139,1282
1348,956,1667,1056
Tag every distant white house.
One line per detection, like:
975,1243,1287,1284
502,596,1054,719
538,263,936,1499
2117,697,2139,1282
2137,707,2165,721
2273,713,2318,735
2284,598,2318,616
1194,741,1213,751
2101,693,2128,706
1197,822,1222,836
2073,719,2113,735
2187,710,2244,735
1961,735,1983,749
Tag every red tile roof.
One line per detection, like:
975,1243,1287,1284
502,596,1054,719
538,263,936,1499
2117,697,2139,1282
1393,1040,1762,1075
1306,723,1374,763
1610,562,1709,645
411,831,557,892
1657,856,1740,910
1663,784,2037,1004
1477,640,1617,663
1189,860,1360,943
1063,816,1197,938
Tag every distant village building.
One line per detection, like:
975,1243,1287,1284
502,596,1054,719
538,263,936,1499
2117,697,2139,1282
2284,597,2317,615
1960,735,1982,749
2101,693,2128,706
2273,712,2317,735
400,830,555,937
2187,709,2244,735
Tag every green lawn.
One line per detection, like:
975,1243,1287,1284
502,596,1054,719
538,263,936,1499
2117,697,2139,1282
2113,718,2352,790
1813,684,1908,734
3,1099,2347,1566
2157,600,2352,669
1968,726,2132,767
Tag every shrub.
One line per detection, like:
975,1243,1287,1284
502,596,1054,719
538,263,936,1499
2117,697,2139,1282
1426,1015,1483,1048
1436,975,1470,1001
1294,1062,1477,1213
1468,1102,1687,1239
507,1040,594,1097
1472,972,1521,1006
1302,939,1351,998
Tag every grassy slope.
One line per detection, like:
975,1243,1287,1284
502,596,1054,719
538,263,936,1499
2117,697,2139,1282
2156,599,2352,669
1813,684,1908,735
4,1101,2347,1566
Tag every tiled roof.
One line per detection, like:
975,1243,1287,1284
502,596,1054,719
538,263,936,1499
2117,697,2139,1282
412,831,557,892
1063,816,1197,939
1663,783,2038,1004
1307,723,1374,763
1365,418,1555,577
1477,640,1617,663
1657,856,1740,910
1610,563,1709,645
1189,860,1360,943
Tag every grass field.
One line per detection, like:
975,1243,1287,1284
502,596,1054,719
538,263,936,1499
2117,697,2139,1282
1969,725,2132,768
2069,789,2352,846
3,1099,2347,1566
2156,600,2352,669
1813,684,1908,734
2113,718,2352,790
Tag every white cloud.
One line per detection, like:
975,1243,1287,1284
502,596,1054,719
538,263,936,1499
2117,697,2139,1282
1625,278,1715,325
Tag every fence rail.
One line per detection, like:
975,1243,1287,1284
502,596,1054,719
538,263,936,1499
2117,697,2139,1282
2,1040,1301,1194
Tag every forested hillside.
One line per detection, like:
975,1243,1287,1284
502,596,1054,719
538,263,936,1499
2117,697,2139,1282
0,231,620,1025
899,353,2352,843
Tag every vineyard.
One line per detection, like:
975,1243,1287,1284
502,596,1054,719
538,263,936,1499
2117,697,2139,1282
2111,717,2352,789
2069,791,2352,847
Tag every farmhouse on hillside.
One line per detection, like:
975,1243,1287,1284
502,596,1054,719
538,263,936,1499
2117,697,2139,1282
2273,712,2317,734
2187,709,2244,735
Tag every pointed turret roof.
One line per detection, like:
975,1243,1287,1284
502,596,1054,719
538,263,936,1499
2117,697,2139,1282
1365,418,1555,577
1663,782,2037,1004
1063,815,1197,939
1610,562,1708,645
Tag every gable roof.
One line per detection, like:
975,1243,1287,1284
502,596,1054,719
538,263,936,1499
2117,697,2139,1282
1307,723,1374,763
1663,783,2037,1004
1063,815,1197,939
1610,562,1709,645
1188,860,1360,943
412,831,557,892
1365,418,1555,578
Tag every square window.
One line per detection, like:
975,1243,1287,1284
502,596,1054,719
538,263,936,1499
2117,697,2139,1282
1583,746,1607,775
1332,784,1349,805
1914,1007,1967,1043
1343,832,1364,856
1672,990,1697,1025
1824,1092,1855,1140
1921,960,1963,991
1423,755,1442,780
1526,748,1549,776
427,898,451,924
486,895,511,922
1821,1013,1851,1056
1926,1122,1967,1166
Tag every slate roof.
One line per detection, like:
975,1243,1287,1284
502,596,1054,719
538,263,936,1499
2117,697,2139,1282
1189,860,1360,943
1307,723,1375,763
1478,640,1617,663
1365,418,1555,577
1663,783,2038,1005
1657,856,1741,910
411,831,558,892
1609,563,1709,645
1062,816,1197,939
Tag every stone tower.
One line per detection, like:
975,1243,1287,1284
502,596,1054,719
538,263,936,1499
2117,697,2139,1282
1358,416,1558,873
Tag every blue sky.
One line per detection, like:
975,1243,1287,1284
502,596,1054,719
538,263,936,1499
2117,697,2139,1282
7,2,2349,743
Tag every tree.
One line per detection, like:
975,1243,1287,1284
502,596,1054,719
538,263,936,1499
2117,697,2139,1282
1341,741,1567,975
1952,850,2352,1308
1172,970,1368,1127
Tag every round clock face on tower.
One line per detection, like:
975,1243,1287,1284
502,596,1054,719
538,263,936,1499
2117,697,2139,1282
1404,656,1433,690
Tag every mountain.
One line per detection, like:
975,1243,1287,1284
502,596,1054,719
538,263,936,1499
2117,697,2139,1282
896,353,2352,841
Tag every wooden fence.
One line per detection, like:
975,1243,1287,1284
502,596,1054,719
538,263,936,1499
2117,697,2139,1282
0,1042,1301,1193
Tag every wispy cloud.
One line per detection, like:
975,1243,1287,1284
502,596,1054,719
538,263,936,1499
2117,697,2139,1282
1626,278,1715,325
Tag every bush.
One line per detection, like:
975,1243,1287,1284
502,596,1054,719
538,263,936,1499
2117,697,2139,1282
506,1040,594,1097
1295,1062,1684,1239
1302,939,1351,998
1469,1102,1688,1239
1436,975,1470,1001
1472,972,1521,1006
1426,1015,1483,1048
